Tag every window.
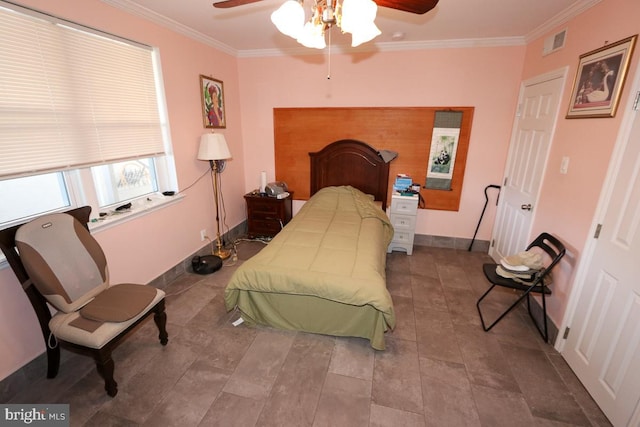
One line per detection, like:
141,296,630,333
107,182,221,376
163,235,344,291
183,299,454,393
0,173,71,226
91,158,159,207
0,3,177,236
0,155,176,232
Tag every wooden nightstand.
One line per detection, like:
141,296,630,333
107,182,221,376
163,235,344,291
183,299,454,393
244,192,293,238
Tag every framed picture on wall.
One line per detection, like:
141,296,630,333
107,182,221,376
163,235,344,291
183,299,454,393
566,35,637,118
425,128,459,191
199,75,226,128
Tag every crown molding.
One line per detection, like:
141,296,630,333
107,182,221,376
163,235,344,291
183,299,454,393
237,36,526,58
101,0,238,56
103,0,598,59
525,0,601,43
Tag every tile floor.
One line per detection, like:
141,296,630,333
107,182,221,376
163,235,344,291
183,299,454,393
5,242,612,426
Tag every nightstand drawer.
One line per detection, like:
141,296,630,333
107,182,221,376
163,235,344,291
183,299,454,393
391,231,414,244
388,232,415,255
248,199,282,216
248,218,284,234
390,197,418,215
390,214,416,231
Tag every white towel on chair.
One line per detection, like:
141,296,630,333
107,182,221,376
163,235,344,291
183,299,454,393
495,265,536,283
500,250,543,271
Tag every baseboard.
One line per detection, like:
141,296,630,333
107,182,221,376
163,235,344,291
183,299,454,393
414,234,490,252
148,222,247,289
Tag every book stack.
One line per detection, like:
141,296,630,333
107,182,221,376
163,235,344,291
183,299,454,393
393,174,412,192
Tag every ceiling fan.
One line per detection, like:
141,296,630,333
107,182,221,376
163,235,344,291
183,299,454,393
213,0,439,51
213,0,439,15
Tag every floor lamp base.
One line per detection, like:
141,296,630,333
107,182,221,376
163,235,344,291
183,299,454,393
213,246,232,260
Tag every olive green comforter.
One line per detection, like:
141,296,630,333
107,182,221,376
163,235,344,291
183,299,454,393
224,186,395,350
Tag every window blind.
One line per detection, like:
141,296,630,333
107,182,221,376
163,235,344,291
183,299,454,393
0,4,167,179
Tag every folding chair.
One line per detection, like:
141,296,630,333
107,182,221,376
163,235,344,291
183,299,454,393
476,232,565,342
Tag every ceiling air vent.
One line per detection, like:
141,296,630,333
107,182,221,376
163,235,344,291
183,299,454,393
543,29,567,56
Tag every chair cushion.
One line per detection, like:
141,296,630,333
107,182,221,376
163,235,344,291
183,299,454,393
15,213,109,313
80,284,158,322
49,288,165,349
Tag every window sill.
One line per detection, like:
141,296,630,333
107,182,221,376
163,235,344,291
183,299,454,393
0,193,184,271
88,193,184,233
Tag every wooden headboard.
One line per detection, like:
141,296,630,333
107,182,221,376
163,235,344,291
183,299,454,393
309,139,390,210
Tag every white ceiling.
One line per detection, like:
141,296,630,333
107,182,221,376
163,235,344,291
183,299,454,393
102,0,599,56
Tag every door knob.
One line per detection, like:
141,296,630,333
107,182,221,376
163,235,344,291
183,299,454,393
520,204,532,211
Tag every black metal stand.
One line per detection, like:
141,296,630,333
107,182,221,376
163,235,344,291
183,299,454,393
468,184,501,251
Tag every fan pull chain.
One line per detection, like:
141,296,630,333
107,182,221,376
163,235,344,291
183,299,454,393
327,28,331,79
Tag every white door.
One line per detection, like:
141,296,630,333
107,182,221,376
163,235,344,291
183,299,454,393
561,89,640,426
490,70,566,261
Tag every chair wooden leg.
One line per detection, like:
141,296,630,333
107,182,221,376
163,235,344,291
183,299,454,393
45,345,60,378
153,299,168,346
94,349,118,397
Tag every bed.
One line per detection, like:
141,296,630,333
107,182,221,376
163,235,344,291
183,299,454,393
224,139,395,349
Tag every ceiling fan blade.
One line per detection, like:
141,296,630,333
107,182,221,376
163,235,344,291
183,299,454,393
374,0,439,14
213,0,264,9
213,0,438,13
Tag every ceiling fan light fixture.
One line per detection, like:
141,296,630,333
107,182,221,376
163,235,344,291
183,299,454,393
272,0,380,49
340,0,380,46
297,20,327,49
271,0,305,39
322,4,336,24
340,0,376,29
349,21,381,47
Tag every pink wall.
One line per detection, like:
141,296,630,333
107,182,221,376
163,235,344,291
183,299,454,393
0,0,246,380
521,0,640,325
238,46,526,240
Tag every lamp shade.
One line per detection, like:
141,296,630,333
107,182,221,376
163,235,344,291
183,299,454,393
197,133,231,160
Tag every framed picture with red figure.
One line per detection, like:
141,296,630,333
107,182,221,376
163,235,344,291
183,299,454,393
200,75,226,128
